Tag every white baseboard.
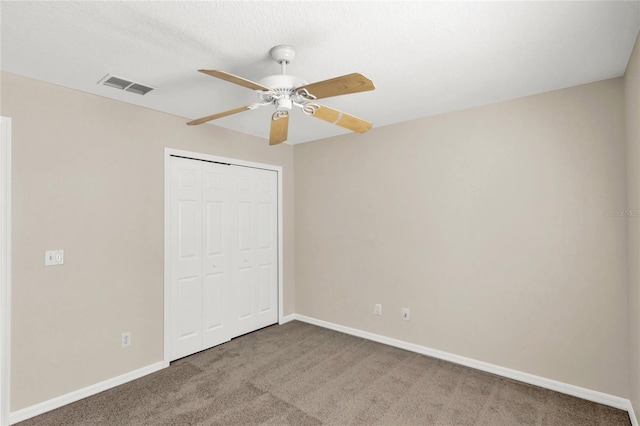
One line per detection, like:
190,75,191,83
9,361,165,425
291,314,636,422
279,314,297,325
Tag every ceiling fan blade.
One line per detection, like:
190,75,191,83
186,104,253,125
269,113,289,145
198,69,271,91
311,104,373,133
297,73,374,100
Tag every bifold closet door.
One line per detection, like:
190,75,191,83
170,157,232,361
169,156,278,362
231,167,278,337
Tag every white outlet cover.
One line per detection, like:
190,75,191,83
401,308,410,320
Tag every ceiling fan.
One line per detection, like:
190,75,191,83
187,45,375,145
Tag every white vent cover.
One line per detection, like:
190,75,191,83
98,74,154,95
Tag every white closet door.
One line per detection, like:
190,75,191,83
170,157,204,360
252,168,278,329
170,158,232,360
231,167,278,337
169,155,278,361
201,161,233,350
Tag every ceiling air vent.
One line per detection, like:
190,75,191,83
98,74,155,95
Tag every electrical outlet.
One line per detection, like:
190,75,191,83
121,332,131,348
374,304,382,315
401,308,410,320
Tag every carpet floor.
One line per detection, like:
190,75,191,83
17,321,631,425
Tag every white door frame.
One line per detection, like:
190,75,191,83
163,148,283,367
1,116,12,426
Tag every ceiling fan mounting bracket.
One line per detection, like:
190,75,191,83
269,45,296,65
296,88,316,101
272,110,289,121
302,103,320,116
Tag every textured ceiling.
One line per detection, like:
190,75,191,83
1,1,639,145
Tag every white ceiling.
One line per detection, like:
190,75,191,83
1,1,639,145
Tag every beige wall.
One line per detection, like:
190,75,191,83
1,71,295,411
626,32,640,423
3,52,637,413
295,78,629,397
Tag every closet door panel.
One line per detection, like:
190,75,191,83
232,170,256,335
253,169,278,329
170,158,203,360
201,162,232,349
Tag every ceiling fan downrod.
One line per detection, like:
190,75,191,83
269,45,296,75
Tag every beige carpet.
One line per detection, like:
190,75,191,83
18,321,631,425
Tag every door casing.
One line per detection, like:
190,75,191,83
1,116,12,426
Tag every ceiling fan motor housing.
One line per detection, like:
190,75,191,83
259,74,309,111
259,74,307,91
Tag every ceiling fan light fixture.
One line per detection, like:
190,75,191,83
276,97,293,111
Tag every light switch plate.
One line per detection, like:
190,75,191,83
401,308,410,320
45,249,64,266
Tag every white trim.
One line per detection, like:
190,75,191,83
291,314,635,418
8,361,164,425
277,164,284,326
163,150,171,368
163,148,284,367
629,401,639,426
166,148,284,172
1,117,12,426
279,314,297,325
